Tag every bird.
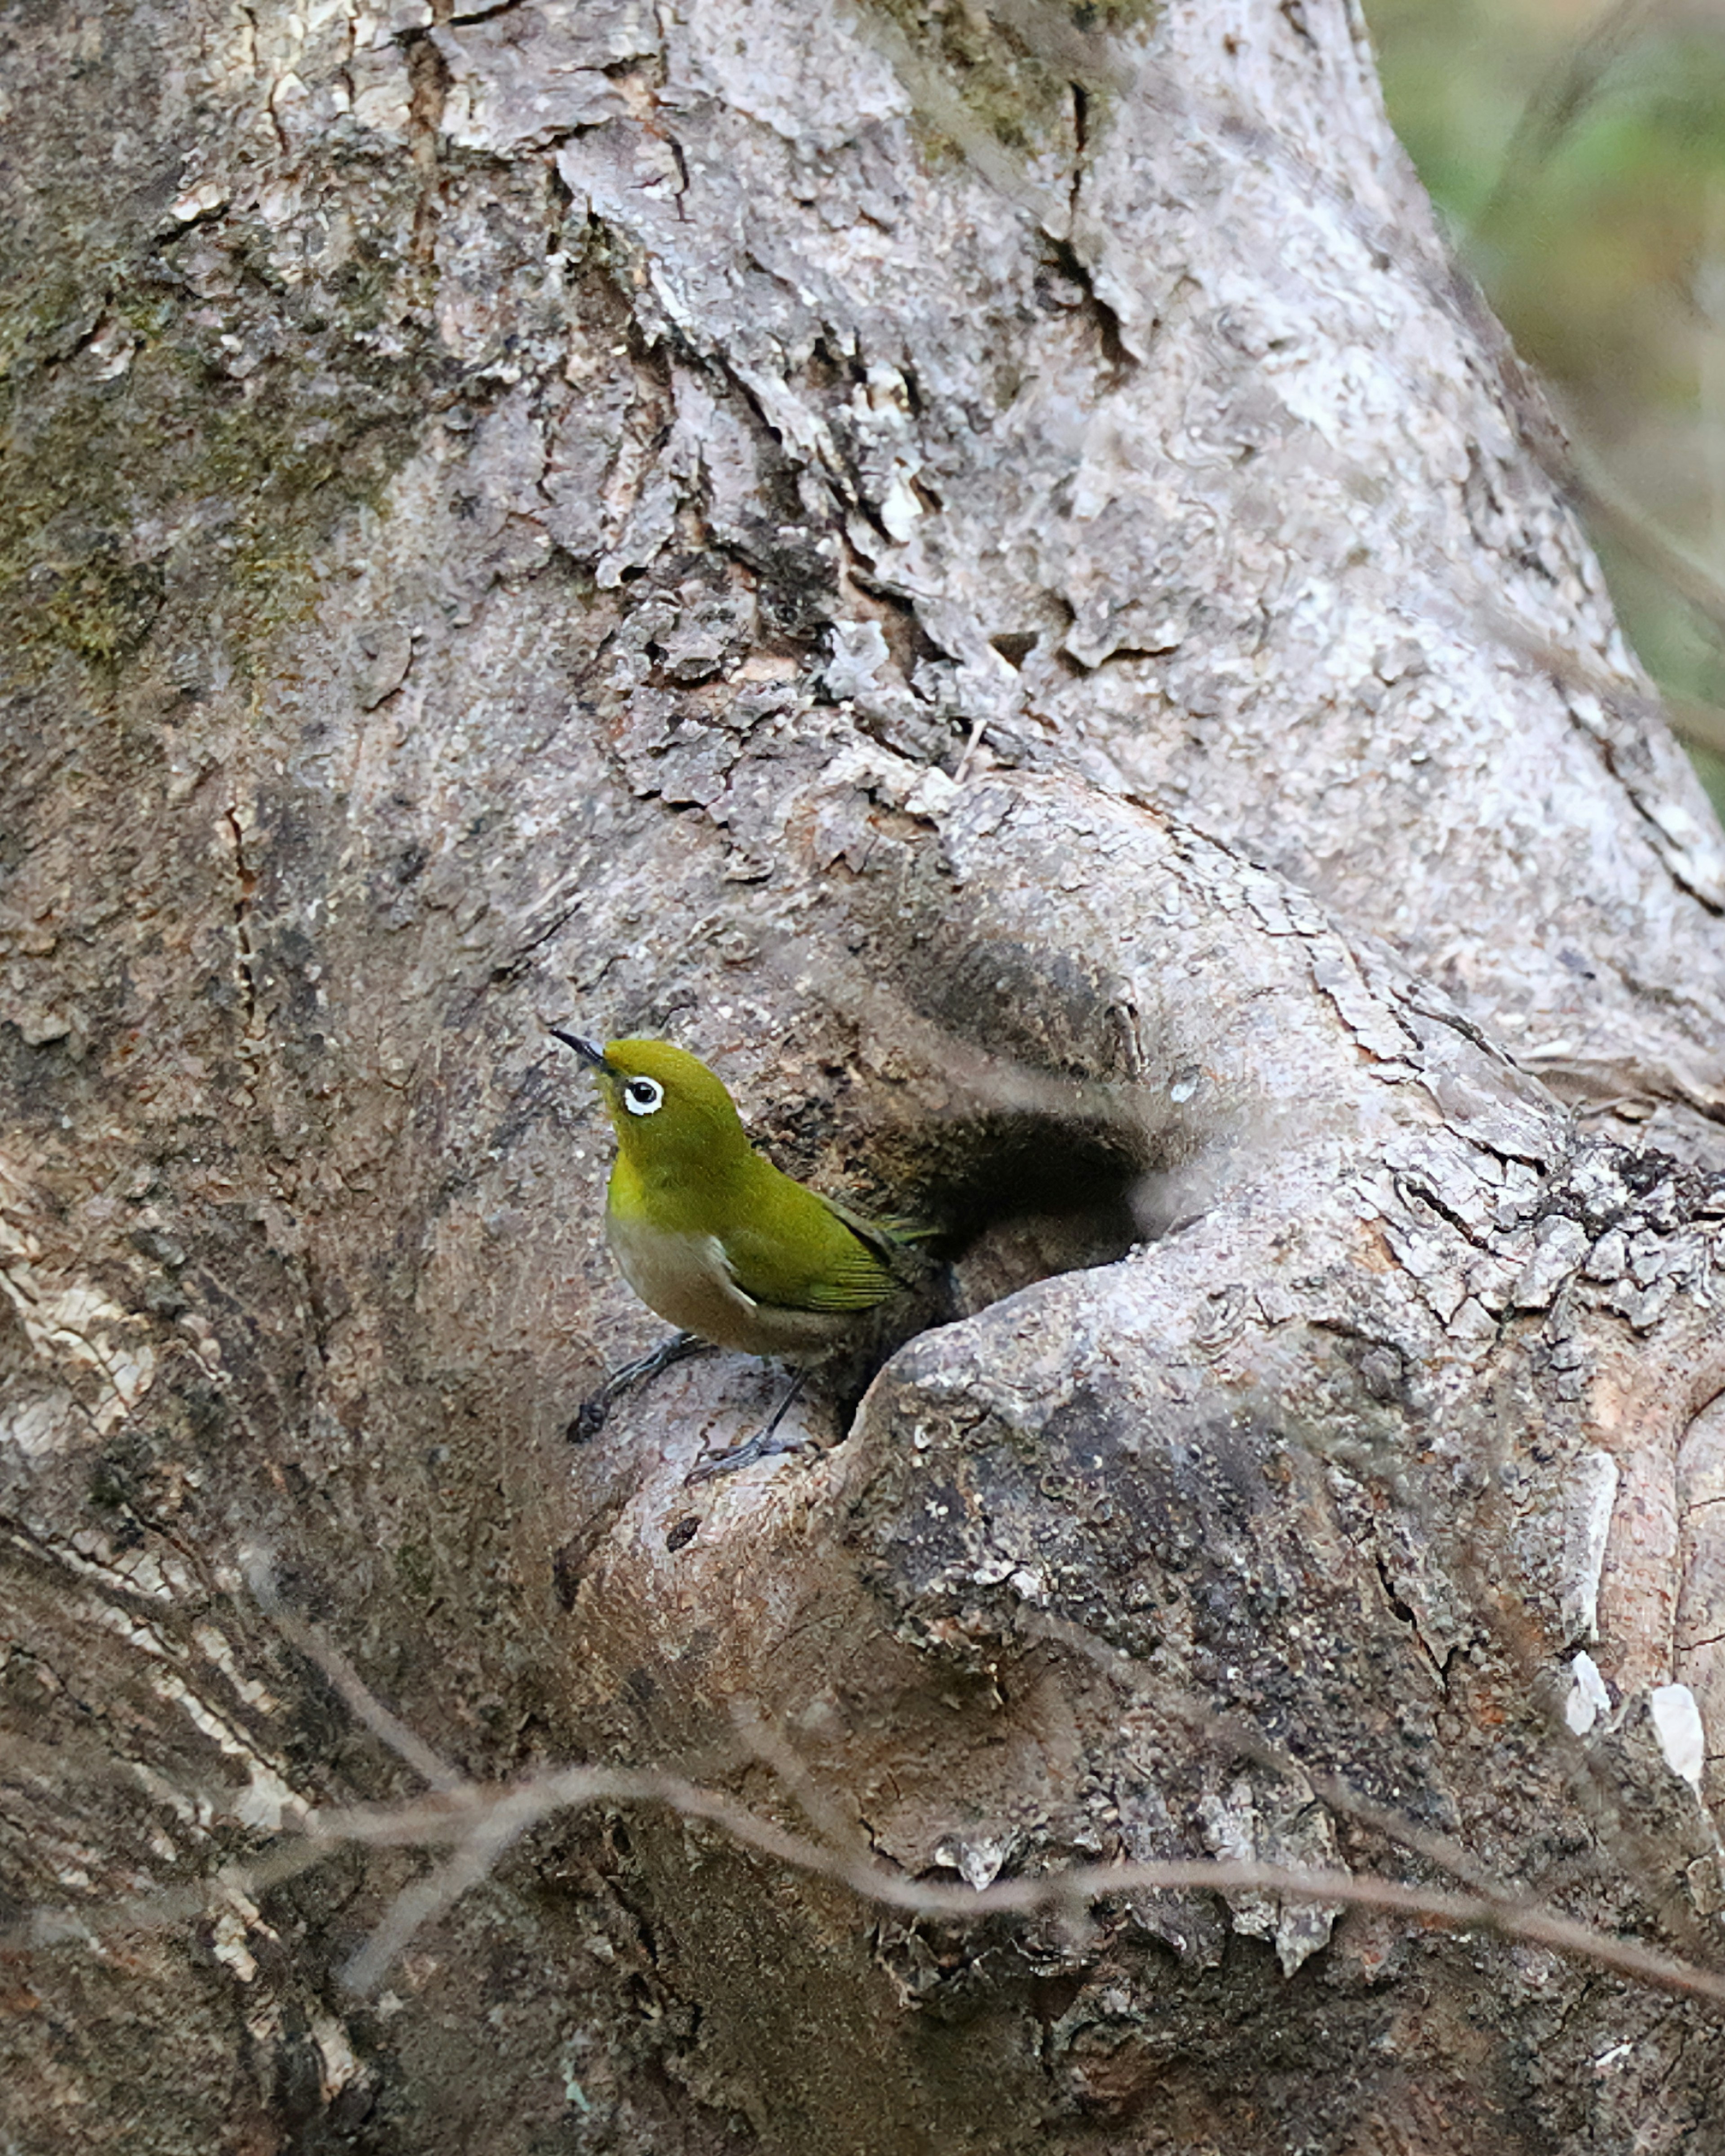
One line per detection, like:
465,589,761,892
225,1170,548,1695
553,1031,915,1478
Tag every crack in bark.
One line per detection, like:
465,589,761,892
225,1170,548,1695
404,20,452,257
1044,234,1136,388
239,8,292,160
1393,1170,1501,1259
224,807,259,1041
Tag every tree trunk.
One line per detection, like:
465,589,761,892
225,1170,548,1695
4,2,1725,2151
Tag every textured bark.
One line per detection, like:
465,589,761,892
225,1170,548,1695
4,2,1725,2152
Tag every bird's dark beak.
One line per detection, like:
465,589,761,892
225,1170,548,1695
549,1028,609,1071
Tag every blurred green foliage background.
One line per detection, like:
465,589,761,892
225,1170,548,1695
1365,0,1725,815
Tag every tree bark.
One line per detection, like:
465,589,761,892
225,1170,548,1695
4,2,1725,2151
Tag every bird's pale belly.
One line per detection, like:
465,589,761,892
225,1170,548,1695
606,1215,853,1360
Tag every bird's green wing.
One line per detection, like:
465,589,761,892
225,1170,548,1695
818,1192,933,1261
720,1166,901,1314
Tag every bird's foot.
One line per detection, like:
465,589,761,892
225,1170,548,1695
568,1331,710,1443
684,1370,810,1484
684,1427,811,1483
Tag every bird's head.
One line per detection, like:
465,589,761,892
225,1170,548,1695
553,1032,749,1183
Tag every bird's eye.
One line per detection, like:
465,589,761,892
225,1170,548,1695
624,1076,664,1117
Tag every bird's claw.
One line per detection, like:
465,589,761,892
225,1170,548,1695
684,1368,812,1483
567,1330,709,1444
567,1397,610,1445
685,1430,809,1484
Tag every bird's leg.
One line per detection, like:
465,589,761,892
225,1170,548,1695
685,1368,811,1484
569,1330,711,1443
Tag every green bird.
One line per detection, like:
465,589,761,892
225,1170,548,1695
553,1031,911,1476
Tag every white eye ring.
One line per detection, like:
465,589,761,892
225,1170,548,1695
623,1076,664,1117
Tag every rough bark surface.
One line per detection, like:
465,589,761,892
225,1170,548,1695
4,2,1725,2152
